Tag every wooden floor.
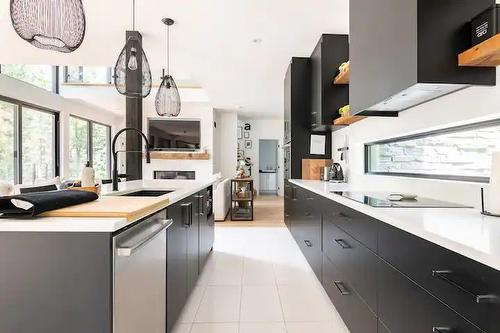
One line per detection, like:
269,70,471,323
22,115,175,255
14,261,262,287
217,195,284,226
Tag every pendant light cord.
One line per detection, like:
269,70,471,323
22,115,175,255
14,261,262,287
166,24,170,75
132,0,136,31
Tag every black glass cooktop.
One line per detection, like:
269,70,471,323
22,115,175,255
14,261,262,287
331,191,471,208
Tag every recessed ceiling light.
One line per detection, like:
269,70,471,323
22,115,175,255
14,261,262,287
252,38,262,44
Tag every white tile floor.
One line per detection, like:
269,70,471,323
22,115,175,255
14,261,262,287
172,225,350,333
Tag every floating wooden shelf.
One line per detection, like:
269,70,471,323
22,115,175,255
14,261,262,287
150,151,210,160
458,33,500,67
334,115,366,126
333,68,350,84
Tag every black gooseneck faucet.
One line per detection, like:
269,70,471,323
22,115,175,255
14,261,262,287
111,127,151,191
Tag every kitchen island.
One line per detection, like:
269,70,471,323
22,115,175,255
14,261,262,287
0,179,215,333
286,179,500,333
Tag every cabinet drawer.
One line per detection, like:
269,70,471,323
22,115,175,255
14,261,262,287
323,201,378,251
378,258,482,333
379,223,500,332
293,212,322,279
322,255,377,333
323,218,377,312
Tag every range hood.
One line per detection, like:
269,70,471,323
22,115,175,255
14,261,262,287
350,0,496,116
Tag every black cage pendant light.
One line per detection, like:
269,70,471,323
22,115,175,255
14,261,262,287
113,0,152,98
10,0,86,53
155,18,181,117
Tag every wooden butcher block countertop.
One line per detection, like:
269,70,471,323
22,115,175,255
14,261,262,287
40,196,170,222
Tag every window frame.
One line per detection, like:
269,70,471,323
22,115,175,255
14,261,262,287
62,66,113,85
69,115,112,179
0,95,60,184
0,64,59,94
364,119,500,183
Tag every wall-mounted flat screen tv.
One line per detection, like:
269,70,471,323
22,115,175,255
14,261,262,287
148,119,201,151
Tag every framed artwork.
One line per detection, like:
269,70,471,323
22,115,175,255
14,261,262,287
244,132,250,139
245,140,252,149
237,150,244,159
237,126,243,139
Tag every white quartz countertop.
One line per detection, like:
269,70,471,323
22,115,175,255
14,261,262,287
0,179,214,233
289,179,500,272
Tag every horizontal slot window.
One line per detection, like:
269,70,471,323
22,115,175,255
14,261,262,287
365,120,500,183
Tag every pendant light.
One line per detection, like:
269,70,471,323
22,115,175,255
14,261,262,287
113,0,152,98
155,18,181,117
10,0,86,53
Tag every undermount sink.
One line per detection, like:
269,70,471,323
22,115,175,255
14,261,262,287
119,190,173,197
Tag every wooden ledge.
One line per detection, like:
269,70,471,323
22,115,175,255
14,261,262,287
334,115,366,125
333,68,350,84
458,33,500,67
150,151,210,160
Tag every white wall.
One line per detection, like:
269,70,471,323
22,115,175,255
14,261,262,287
142,101,215,181
0,74,123,180
238,119,284,196
332,69,500,208
213,110,238,179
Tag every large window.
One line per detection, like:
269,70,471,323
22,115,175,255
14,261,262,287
63,66,112,84
365,120,500,182
0,98,59,185
0,64,56,92
69,116,111,180
0,101,17,183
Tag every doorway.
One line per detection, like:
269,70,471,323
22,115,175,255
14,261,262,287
258,139,279,195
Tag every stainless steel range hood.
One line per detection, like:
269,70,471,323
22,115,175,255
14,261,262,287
350,0,496,116
362,83,469,113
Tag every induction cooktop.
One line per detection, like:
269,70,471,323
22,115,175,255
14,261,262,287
331,191,471,208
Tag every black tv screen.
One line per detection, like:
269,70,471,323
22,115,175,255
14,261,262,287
148,119,201,151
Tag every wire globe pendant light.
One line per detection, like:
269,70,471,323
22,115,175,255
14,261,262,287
113,0,152,98
10,0,86,53
155,18,181,117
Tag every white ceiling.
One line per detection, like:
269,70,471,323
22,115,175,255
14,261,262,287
0,0,349,118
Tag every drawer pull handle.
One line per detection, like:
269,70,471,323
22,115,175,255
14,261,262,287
306,197,314,201
338,212,351,220
304,240,312,247
334,238,352,249
333,281,350,296
432,327,452,333
305,212,312,217
432,270,500,304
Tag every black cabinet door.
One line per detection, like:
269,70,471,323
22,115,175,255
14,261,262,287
198,187,214,271
322,216,377,313
379,222,500,332
377,258,483,333
166,202,188,333
322,255,377,333
186,197,200,295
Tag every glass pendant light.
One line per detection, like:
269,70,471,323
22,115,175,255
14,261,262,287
10,0,86,53
113,0,152,98
155,18,181,117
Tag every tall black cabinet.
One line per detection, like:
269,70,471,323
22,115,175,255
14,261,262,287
284,57,332,180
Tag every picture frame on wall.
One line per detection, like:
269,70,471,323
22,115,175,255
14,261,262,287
238,126,243,139
245,140,252,149
244,132,250,139
237,150,244,159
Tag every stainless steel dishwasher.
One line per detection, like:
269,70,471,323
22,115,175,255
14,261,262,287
113,211,172,333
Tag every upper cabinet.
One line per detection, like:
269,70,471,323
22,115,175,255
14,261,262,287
350,0,497,116
311,34,349,131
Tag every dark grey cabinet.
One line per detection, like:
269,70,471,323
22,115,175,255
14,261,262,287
167,187,214,333
198,186,214,271
322,255,377,333
284,58,331,180
288,185,322,280
377,258,483,333
310,34,349,132
166,200,189,332
0,232,112,333
285,183,500,333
